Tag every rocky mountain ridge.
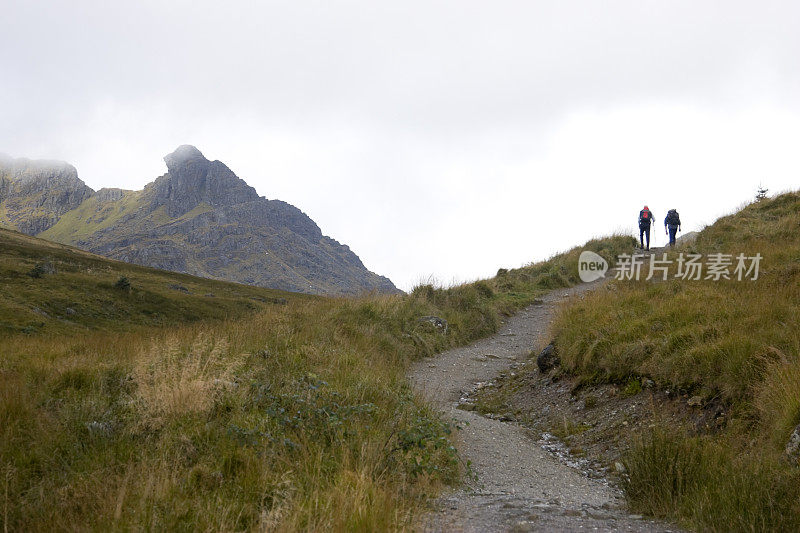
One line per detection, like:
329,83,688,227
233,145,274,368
0,153,93,234
0,147,398,295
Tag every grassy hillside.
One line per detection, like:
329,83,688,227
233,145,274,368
551,192,800,530
0,230,634,531
37,189,146,243
0,227,307,336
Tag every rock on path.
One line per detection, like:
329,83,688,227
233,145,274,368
409,280,676,532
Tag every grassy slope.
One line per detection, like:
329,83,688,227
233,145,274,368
551,192,800,531
37,187,216,246
0,177,10,228
0,227,307,336
38,192,243,292
37,190,145,243
0,230,634,531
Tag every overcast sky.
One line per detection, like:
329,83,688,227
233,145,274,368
2,1,799,290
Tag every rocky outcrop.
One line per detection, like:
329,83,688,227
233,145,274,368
3,146,398,295
787,423,800,464
0,154,94,234
536,342,560,373
93,188,127,202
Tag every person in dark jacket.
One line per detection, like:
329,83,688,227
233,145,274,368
665,209,682,246
638,205,655,250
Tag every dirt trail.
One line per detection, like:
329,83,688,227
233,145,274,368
409,277,676,532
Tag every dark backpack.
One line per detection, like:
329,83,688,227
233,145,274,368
639,209,651,227
666,209,680,226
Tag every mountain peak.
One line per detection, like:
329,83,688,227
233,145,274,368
150,145,259,217
3,147,399,295
164,145,207,171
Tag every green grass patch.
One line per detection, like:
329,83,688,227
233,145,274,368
38,189,144,243
625,429,800,532
0,227,307,336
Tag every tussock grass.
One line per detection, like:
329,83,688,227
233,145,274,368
133,335,243,421
755,348,800,453
625,430,800,532
551,192,800,529
0,229,635,530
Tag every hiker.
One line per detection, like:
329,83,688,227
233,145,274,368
638,205,655,250
665,209,682,247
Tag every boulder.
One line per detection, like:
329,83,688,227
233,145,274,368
687,395,703,407
786,423,800,463
418,316,448,334
536,342,560,373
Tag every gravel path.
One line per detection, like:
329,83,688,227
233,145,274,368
409,279,677,532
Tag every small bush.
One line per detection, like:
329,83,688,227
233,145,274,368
114,276,131,290
395,411,459,480
27,261,56,278
473,280,494,299
621,378,642,397
411,284,436,302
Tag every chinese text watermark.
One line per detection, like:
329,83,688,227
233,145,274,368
578,251,763,282
614,253,762,281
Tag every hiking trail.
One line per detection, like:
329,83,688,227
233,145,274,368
409,272,677,532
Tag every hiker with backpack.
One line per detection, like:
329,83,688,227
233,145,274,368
638,205,655,250
665,209,682,247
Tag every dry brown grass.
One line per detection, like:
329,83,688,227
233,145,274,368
133,334,243,422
